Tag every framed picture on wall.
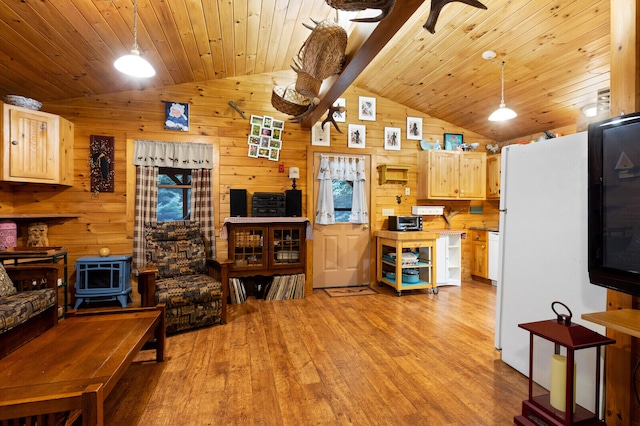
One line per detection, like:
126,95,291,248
333,98,346,122
406,117,422,140
248,143,259,158
444,133,463,150
348,124,366,148
311,122,330,146
358,96,376,121
165,102,190,131
384,127,401,150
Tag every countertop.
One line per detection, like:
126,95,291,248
468,226,499,232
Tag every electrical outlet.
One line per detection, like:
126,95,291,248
382,208,394,216
405,187,410,196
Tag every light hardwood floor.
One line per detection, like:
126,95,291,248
105,280,528,425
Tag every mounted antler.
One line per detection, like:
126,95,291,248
423,0,487,33
321,105,346,133
325,0,397,23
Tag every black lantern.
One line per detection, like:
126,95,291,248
514,302,615,426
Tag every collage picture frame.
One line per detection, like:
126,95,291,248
248,115,284,160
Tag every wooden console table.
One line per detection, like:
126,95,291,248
0,305,165,425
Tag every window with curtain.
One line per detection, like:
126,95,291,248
316,155,368,225
132,140,215,273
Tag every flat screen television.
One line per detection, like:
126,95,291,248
588,112,640,297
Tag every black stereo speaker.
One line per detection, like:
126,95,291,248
285,190,302,217
230,189,247,217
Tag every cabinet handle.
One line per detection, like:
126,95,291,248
11,140,18,145
482,244,486,249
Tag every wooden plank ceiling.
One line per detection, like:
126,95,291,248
0,0,610,141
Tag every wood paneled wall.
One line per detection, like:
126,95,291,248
3,71,502,291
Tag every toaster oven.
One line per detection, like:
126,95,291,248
388,216,423,231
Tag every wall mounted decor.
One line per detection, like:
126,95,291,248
165,101,190,131
312,122,330,146
406,117,422,140
89,135,115,195
358,96,376,121
348,124,366,148
247,115,285,160
384,127,401,150
444,133,463,150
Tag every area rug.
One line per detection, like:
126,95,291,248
324,286,379,297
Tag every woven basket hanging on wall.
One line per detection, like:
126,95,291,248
271,85,312,117
294,19,347,99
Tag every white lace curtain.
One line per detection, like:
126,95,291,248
316,155,368,225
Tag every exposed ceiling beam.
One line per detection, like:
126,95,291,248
302,0,428,127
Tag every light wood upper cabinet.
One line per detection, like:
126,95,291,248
486,153,501,200
417,150,486,200
1,102,74,185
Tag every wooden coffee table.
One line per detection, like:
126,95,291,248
0,305,165,426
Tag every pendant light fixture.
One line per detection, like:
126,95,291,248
483,51,516,122
114,0,156,78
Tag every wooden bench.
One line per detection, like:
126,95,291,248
0,305,166,426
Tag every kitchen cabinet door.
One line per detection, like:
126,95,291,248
486,154,501,199
1,102,74,185
458,152,486,199
417,150,486,200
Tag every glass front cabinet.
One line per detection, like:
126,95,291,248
227,222,306,276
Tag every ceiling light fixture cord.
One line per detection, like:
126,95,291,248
133,0,139,52
500,61,505,104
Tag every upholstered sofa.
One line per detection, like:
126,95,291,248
138,221,229,334
0,263,59,358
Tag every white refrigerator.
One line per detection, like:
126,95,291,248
494,132,607,411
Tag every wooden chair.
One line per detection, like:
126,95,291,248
138,221,229,333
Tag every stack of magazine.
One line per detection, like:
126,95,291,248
265,274,305,301
229,278,247,304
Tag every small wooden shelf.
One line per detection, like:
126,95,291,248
378,164,410,184
0,214,78,222
582,309,640,338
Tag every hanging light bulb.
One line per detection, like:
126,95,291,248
488,60,517,122
114,0,155,78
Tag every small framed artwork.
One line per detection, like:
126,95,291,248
444,133,463,150
248,135,260,145
333,98,346,122
272,119,284,130
251,125,261,137
384,127,401,150
268,148,280,161
358,96,376,121
248,144,259,158
406,117,422,140
269,139,282,150
251,115,263,126
348,124,366,148
165,102,190,131
260,136,271,148
311,122,330,146
272,128,282,141
258,147,270,158
262,116,273,128
261,127,272,137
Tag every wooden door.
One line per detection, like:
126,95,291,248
486,154,501,199
458,152,486,199
8,107,57,181
428,151,458,198
311,152,371,288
